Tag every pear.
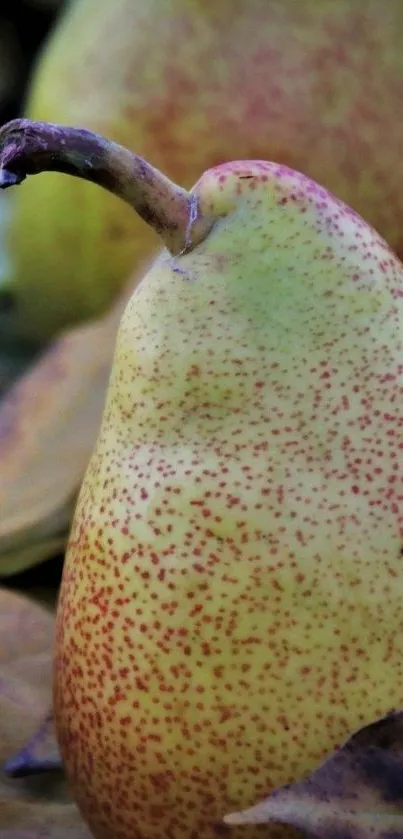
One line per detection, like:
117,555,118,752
1,118,403,839
2,0,403,343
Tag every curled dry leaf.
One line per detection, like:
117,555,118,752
0,278,133,577
0,586,90,838
0,345,34,404
3,712,61,778
224,711,403,839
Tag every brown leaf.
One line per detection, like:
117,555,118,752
0,280,131,576
3,712,62,778
224,711,403,839
0,586,90,838
0,345,34,403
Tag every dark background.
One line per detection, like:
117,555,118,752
0,0,63,125
0,0,66,597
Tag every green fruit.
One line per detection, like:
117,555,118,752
2,0,403,343
2,119,400,839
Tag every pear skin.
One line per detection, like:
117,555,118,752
1,121,403,839
3,0,403,341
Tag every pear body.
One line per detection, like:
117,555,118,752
4,0,403,342
54,161,403,839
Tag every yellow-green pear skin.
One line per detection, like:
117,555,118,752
54,160,403,839
5,0,403,341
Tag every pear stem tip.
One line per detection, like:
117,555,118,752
0,117,214,254
0,168,23,188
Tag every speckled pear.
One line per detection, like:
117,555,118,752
1,120,402,839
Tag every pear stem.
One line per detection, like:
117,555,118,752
0,118,213,254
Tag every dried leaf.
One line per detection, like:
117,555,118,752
224,711,403,839
3,713,62,778
0,586,89,838
0,345,34,402
0,281,131,576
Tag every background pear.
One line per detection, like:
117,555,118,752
2,0,403,343
3,119,400,839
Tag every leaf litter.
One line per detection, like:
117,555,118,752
0,279,132,577
225,711,403,839
0,586,90,838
